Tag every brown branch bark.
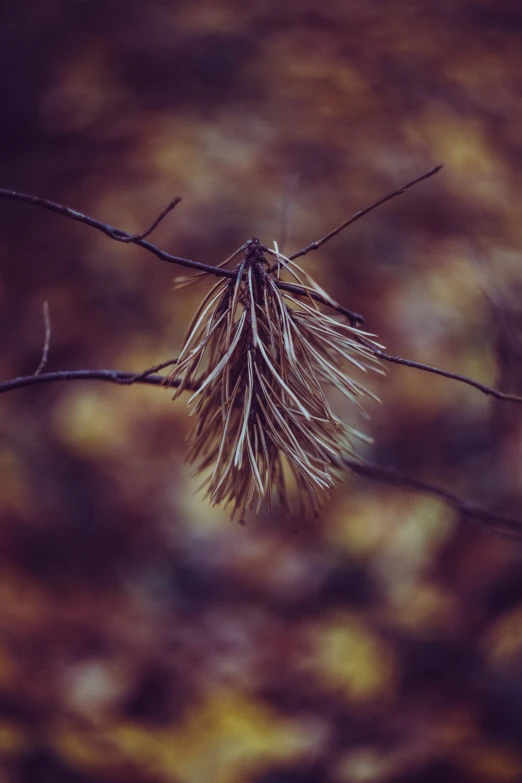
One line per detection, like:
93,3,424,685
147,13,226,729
2,172,522,403
289,164,443,261
0,166,444,326
0,365,520,538
371,349,522,403
0,186,367,324
0,368,172,394
344,457,522,540
0,187,228,276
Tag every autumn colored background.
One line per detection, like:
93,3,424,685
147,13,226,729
1,1,522,781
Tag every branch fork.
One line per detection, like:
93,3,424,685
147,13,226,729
2,165,521,534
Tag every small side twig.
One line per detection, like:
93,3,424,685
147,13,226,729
1,360,519,538
289,164,443,261
111,197,182,242
4,170,522,403
0,167,442,325
0,187,226,276
371,348,522,404
34,300,51,376
129,358,179,381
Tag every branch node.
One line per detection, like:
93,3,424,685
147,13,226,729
112,197,183,243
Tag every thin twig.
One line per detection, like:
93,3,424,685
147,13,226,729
173,243,248,289
14,344,522,408
0,185,365,323
1,361,518,537
5,174,522,402
0,369,172,394
114,197,182,242
0,187,232,277
34,300,51,375
371,349,522,404
289,164,443,261
129,358,179,381
0,357,187,394
344,457,522,539
0,171,441,326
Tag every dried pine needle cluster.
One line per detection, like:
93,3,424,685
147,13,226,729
168,238,383,519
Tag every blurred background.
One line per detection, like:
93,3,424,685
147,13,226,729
1,1,522,781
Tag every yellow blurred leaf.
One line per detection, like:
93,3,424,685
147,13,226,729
306,613,396,702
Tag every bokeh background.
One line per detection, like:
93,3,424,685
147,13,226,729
1,1,522,781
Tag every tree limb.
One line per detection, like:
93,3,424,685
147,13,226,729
289,164,443,261
3,172,522,403
0,368,171,394
0,365,519,537
0,187,229,276
0,167,445,326
372,349,522,403
344,457,522,540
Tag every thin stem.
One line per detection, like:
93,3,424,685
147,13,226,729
4,177,522,403
0,171,442,322
371,349,522,404
11,343,522,407
344,457,522,540
130,358,179,380
115,197,182,242
0,187,236,278
0,362,518,537
289,164,443,261
0,369,173,394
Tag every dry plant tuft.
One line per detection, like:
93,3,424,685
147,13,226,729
167,237,384,520
4,166,520,537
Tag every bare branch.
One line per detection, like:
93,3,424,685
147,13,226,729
0,362,519,537
2,360,519,537
12,334,522,410
129,358,179,381
0,187,234,278
289,164,443,261
0,169,442,327
4,175,522,402
371,348,522,404
34,300,51,375
114,197,182,242
344,457,522,539
173,243,248,289
0,189,361,325
0,368,172,394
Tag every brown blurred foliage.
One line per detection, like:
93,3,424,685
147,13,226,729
1,1,522,781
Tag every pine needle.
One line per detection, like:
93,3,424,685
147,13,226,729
167,238,383,520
